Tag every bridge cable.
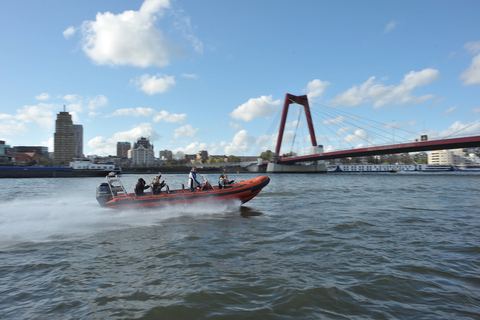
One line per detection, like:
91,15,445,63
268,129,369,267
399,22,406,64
308,102,423,149
309,105,395,147
289,106,303,154
444,120,480,138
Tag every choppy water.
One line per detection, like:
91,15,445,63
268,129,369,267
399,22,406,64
1,172,479,319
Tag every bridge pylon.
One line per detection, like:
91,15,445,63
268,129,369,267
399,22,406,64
267,93,326,173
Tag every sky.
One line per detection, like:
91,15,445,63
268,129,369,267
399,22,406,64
1,0,479,158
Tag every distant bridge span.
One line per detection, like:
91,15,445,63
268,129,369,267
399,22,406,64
273,94,480,166
277,135,480,165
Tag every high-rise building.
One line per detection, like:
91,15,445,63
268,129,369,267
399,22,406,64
53,110,83,165
131,137,154,166
117,142,131,159
54,111,75,165
159,149,173,160
73,124,84,158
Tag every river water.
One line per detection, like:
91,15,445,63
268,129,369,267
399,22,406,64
1,172,479,319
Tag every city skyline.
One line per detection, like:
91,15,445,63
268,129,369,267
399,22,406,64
1,0,479,157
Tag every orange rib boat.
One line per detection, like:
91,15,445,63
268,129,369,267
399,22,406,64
96,174,270,209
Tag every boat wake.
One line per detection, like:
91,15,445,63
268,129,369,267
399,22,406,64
0,194,242,246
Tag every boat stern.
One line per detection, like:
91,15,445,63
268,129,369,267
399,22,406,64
96,183,113,207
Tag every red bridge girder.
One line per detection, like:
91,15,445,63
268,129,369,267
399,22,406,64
277,135,480,164
274,93,317,161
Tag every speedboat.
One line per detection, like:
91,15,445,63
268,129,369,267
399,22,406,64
96,173,270,209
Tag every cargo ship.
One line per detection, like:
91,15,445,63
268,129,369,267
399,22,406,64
0,159,121,178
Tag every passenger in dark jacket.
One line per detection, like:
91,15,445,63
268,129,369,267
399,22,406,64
135,178,150,196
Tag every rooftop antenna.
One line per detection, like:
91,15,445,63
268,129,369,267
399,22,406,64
63,104,66,112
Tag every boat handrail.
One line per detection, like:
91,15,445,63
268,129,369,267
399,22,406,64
105,172,128,197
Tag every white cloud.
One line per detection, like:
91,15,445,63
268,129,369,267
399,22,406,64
460,41,480,86
171,10,203,54
230,95,281,121
15,104,55,129
285,120,305,129
132,74,176,95
303,79,330,98
0,119,27,136
153,110,186,123
67,103,83,113
323,116,345,125
438,120,480,138
431,97,446,106
63,26,76,39
344,129,371,145
87,95,108,110
63,94,80,102
173,141,208,154
87,123,160,155
181,73,199,79
174,124,198,138
75,0,201,68
329,68,441,108
223,130,256,155
254,133,277,153
42,137,54,153
444,105,459,115
62,94,108,114
0,114,13,120
383,20,397,34
229,122,241,130
109,107,186,123
35,93,50,101
0,103,55,136
472,108,480,114
110,107,156,117
464,41,480,54
337,126,350,136
79,0,171,67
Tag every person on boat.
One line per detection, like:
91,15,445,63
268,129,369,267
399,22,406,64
218,173,236,189
152,173,166,194
188,167,201,192
135,178,150,196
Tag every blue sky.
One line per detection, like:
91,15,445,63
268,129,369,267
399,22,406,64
1,0,479,157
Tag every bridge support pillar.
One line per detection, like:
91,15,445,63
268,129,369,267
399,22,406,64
266,146,327,173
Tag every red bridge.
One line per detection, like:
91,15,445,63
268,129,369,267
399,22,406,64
272,93,480,165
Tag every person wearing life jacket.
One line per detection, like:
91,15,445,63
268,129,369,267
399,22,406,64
218,173,235,189
135,178,150,196
188,167,201,192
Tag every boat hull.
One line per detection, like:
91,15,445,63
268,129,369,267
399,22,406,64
97,176,270,209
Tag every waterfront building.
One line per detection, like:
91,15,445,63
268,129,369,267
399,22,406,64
53,110,83,165
131,137,154,166
73,125,84,158
159,149,173,160
53,111,75,165
0,140,13,155
428,150,454,165
427,149,477,167
117,142,131,159
13,146,49,158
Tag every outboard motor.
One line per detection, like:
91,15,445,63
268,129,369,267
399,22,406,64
96,183,113,207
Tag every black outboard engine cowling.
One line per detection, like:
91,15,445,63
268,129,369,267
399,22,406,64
96,183,113,207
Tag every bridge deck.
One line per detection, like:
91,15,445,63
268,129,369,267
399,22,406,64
277,135,480,164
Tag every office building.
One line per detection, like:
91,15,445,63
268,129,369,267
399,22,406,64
117,142,131,159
